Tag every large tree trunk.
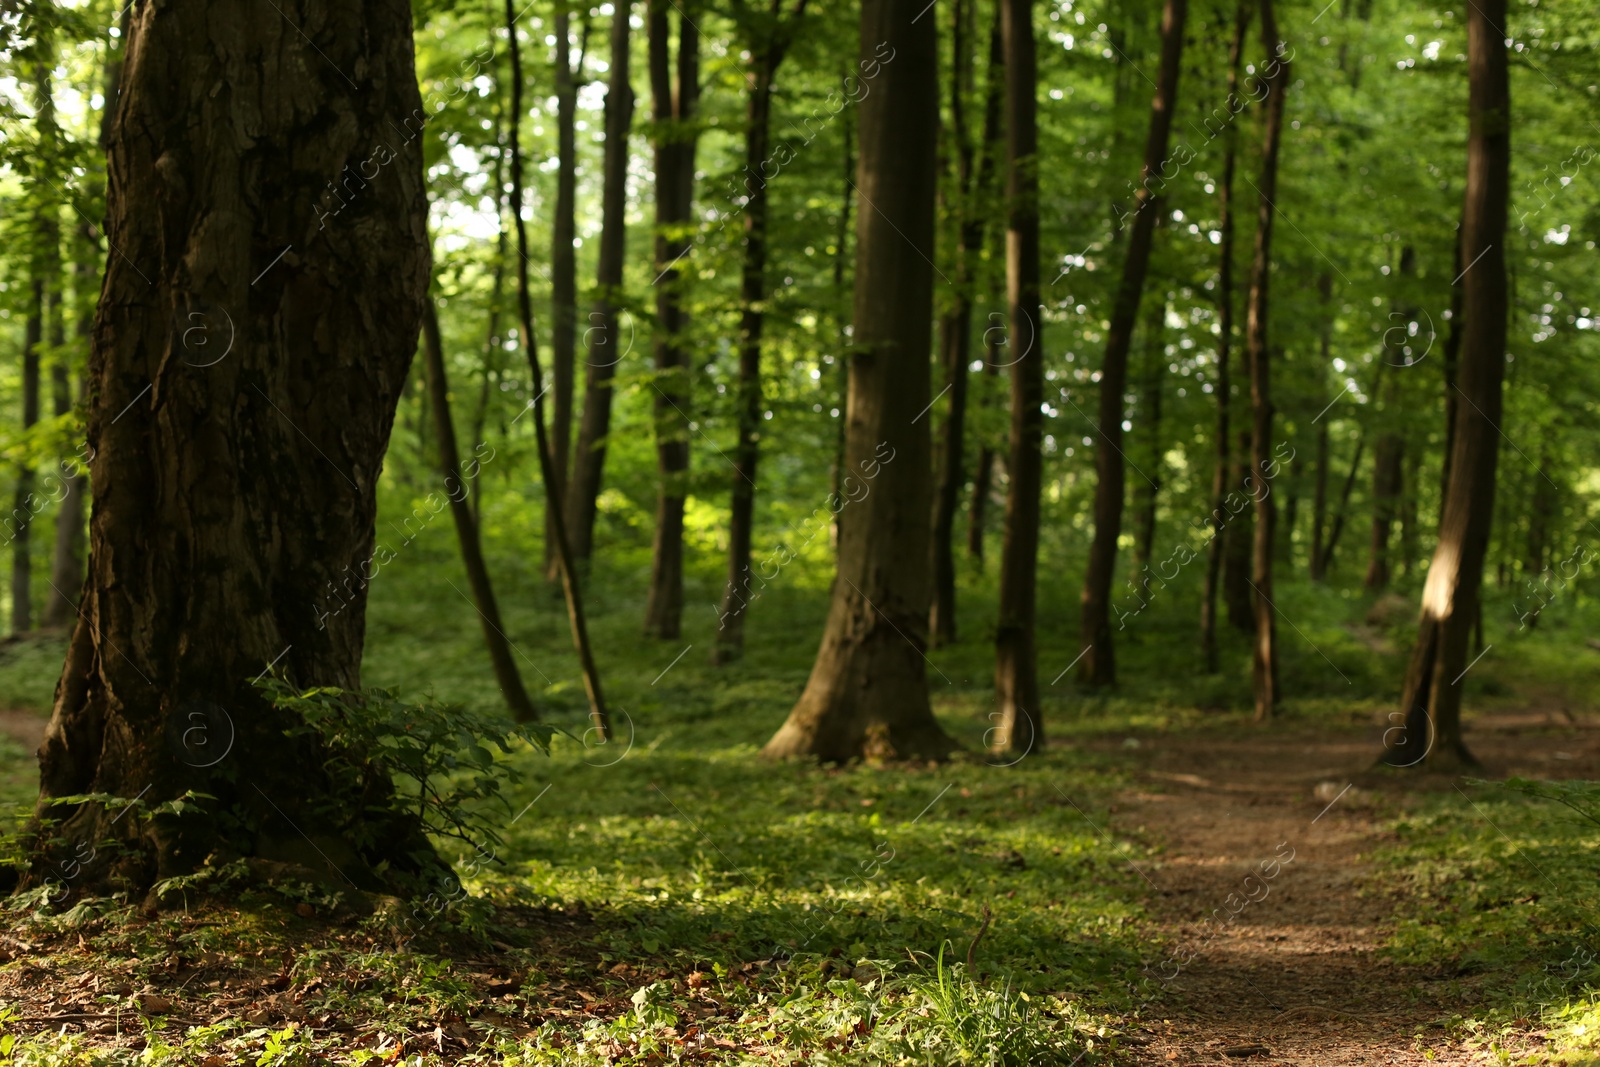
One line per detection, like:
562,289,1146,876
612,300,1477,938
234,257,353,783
1438,226,1463,524
712,0,803,663
1246,0,1290,721
421,298,538,721
34,0,434,894
1382,0,1508,770
643,0,700,639
928,0,1001,648
991,0,1043,757
1199,0,1249,672
1078,0,1187,686
565,3,634,566
762,0,953,762
546,4,582,579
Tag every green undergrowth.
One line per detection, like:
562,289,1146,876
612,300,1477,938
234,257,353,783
1378,780,1600,1065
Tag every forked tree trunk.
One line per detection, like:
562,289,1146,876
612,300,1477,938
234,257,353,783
1078,0,1187,686
546,3,582,579
421,297,538,722
992,0,1043,757
762,0,953,762
643,0,700,639
1382,0,1508,770
34,0,434,893
1246,0,1290,721
566,3,635,565
1199,0,1248,672
713,0,805,663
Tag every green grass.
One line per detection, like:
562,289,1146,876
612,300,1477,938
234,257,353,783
0,485,1597,1062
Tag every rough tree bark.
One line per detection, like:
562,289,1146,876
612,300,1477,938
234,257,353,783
1246,0,1290,721
566,2,635,565
420,297,538,722
1078,0,1187,686
1199,0,1249,672
991,0,1043,757
1381,0,1508,770
643,0,700,639
33,0,435,893
762,0,954,762
713,0,806,663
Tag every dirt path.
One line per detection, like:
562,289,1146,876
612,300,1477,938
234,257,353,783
1103,715,1600,1067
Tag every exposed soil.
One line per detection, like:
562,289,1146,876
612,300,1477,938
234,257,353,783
1106,711,1600,1066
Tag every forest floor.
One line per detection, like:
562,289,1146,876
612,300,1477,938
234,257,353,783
1111,714,1599,1067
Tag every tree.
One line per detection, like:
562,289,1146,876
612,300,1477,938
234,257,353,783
762,0,954,762
712,0,808,663
1131,291,1166,570
566,1,635,565
1308,271,1332,582
420,295,538,722
506,0,613,738
1199,0,1248,672
928,0,1000,648
1078,0,1187,686
1364,246,1414,590
1245,0,1291,721
643,0,700,639
990,0,1043,757
1381,0,1509,770
34,0,434,890
547,2,587,578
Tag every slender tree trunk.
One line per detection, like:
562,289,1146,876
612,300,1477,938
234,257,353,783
1223,424,1254,628
34,0,436,893
1438,225,1463,524
830,96,854,549
1321,430,1366,574
762,0,953,762
421,298,538,721
1246,0,1291,721
965,31,1006,570
643,0,700,639
1132,293,1165,570
1199,0,1249,671
44,244,88,631
713,0,804,663
1381,0,1508,770
992,0,1043,757
505,0,612,739
1365,246,1412,589
550,2,581,523
14,276,42,635
929,0,975,649
1079,0,1187,686
544,6,582,575
565,2,635,566
1308,270,1332,581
